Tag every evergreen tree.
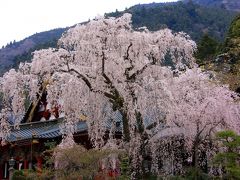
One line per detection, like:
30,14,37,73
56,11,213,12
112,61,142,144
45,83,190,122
214,130,240,179
196,34,219,64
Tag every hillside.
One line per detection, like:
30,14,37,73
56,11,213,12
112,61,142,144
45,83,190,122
106,1,236,41
0,1,237,76
184,0,240,12
216,14,240,91
195,13,240,92
0,28,67,76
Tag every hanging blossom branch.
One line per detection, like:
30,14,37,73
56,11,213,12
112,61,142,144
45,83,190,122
101,50,130,141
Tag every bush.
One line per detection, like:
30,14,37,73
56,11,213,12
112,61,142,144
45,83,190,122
12,170,26,180
54,144,118,179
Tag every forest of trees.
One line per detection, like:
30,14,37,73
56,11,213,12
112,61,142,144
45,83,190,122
195,14,240,92
0,1,237,78
0,28,67,76
106,1,236,41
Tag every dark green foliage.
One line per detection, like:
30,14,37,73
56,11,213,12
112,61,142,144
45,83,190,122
225,15,240,79
12,169,54,180
184,167,209,180
216,130,240,149
212,14,240,91
214,130,240,179
196,34,220,64
228,15,240,38
223,14,240,57
119,153,131,179
185,0,240,12
12,170,26,180
106,1,236,42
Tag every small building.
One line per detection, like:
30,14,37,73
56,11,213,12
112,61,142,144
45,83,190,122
0,116,90,179
0,92,122,179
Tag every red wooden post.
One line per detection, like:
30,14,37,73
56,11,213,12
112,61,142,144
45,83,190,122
24,160,28,169
36,157,42,175
16,156,20,170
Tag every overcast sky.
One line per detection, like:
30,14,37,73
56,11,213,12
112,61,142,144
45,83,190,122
0,0,178,47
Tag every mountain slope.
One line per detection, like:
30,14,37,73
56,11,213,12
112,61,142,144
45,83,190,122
0,28,67,76
218,14,240,91
197,14,240,92
184,0,240,12
106,1,236,41
0,1,237,76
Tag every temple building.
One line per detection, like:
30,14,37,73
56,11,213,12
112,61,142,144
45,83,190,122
0,92,122,179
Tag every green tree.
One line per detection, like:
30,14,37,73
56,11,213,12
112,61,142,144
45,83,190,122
215,14,240,91
214,130,240,179
196,34,219,64
223,14,240,74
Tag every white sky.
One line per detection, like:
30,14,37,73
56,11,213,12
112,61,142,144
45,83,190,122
0,0,178,47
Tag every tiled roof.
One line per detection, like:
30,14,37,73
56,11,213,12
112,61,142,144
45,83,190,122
7,118,88,142
6,112,123,143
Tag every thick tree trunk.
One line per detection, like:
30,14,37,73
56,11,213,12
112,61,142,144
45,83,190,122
192,142,199,169
192,123,200,170
135,111,144,134
120,109,130,142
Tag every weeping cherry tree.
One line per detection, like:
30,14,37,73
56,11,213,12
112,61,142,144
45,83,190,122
0,14,240,176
